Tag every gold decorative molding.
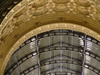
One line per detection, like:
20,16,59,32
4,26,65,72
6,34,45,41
33,6,48,16
1,0,100,43
75,6,89,15
32,0,48,7
13,7,27,18
54,4,69,12
75,0,91,7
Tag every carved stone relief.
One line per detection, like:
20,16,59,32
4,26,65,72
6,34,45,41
75,6,89,15
13,7,26,18
33,6,48,16
75,0,91,7
32,0,48,7
54,4,68,12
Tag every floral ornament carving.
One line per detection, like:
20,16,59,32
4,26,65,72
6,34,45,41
32,0,48,7
75,0,91,7
29,0,48,16
75,6,89,15
13,7,27,25
54,4,68,12
14,13,28,25
33,6,48,16
13,7,26,18
53,0,69,4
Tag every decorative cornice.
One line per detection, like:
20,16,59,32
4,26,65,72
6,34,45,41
75,0,91,7
32,0,48,7
53,4,69,12
75,5,89,15
0,0,100,40
1,0,100,43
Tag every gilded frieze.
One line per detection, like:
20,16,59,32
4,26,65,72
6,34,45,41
0,0,100,44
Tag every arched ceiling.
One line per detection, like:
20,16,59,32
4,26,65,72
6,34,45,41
0,0,100,75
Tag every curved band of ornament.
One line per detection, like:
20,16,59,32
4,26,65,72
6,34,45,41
13,7,27,18
33,6,48,16
32,0,48,7
54,4,69,12
75,6,89,15
1,0,100,43
14,13,28,25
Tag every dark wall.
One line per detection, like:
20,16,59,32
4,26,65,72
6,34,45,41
0,0,22,23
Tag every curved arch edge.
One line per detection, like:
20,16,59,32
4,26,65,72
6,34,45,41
1,23,100,75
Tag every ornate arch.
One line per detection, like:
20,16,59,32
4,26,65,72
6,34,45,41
0,0,100,75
